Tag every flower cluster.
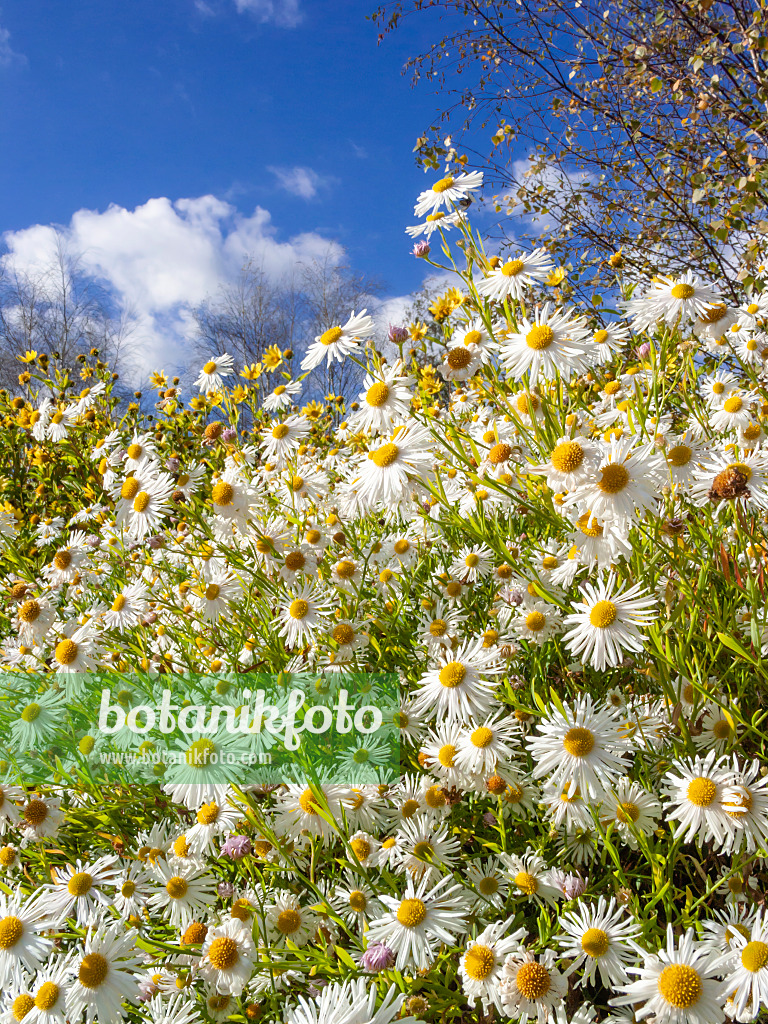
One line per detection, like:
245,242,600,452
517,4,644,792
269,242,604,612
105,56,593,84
0,173,767,1024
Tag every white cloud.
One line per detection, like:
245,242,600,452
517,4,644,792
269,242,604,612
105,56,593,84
233,0,302,27
0,24,25,68
2,195,342,382
268,165,334,200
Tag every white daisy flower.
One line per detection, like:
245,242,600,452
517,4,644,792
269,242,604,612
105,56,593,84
499,948,569,1024
414,171,484,217
611,924,726,1024
301,310,375,371
264,891,317,948
411,637,504,722
365,874,469,971
349,362,414,434
600,778,661,848
199,918,255,996
195,353,235,395
527,694,632,798
562,572,656,670
663,750,739,849
499,303,589,382
65,923,140,1024
476,248,554,302
557,896,642,987
459,917,527,1013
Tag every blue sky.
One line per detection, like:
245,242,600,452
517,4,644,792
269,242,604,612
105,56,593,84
0,0,465,378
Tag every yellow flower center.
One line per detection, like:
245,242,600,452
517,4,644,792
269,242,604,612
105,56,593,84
724,396,743,413
208,935,240,968
0,916,23,949
438,743,456,767
350,838,370,860
202,361,217,375
616,801,640,823
577,512,603,537
526,325,554,350
712,719,732,740
581,928,609,958
515,961,551,999
186,738,216,766
126,442,144,459
396,898,427,927
23,799,48,826
471,726,494,748
700,304,726,324
401,799,420,818
205,583,220,601
551,441,584,473
597,463,630,493
333,623,355,645
197,802,219,825
369,442,399,467
320,326,343,347
174,836,190,857
67,871,93,896
335,559,357,579
447,347,472,369
563,727,595,757
21,703,40,723
275,909,302,935
289,599,309,620
413,840,434,860
439,661,466,688
741,941,768,973
133,491,151,513
78,952,109,989
501,259,525,277
182,922,208,944
166,876,189,899
667,444,692,466
367,382,390,407
488,442,511,465
299,788,319,814
526,611,546,632
53,549,72,570
34,983,59,1011
589,599,617,628
687,776,717,807
465,944,496,980
593,329,609,344
514,871,538,895
212,481,234,506
12,995,34,1022
657,964,702,1008
55,639,79,665
121,880,136,898
671,283,696,299
431,176,454,193
18,600,40,623
348,890,368,912
284,551,305,571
